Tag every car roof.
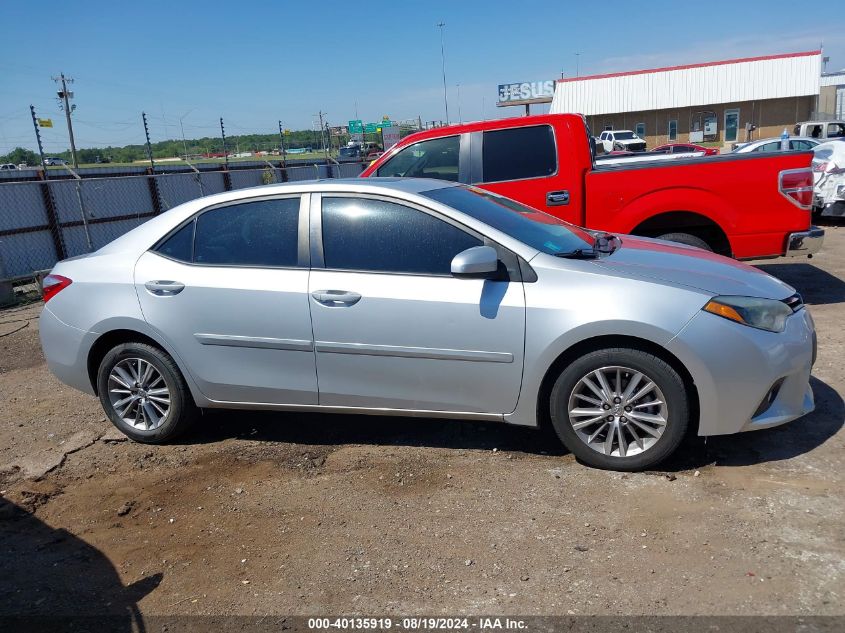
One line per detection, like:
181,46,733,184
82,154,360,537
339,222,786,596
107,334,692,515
750,136,818,144
180,177,460,207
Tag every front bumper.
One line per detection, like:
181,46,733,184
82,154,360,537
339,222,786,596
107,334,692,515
666,307,815,436
785,226,824,257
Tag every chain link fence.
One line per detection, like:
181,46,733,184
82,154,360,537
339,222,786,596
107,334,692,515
0,162,366,286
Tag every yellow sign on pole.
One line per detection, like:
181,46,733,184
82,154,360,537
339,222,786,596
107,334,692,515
284,129,291,135
38,118,53,128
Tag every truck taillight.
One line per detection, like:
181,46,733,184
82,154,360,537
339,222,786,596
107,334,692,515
779,168,814,209
42,274,72,303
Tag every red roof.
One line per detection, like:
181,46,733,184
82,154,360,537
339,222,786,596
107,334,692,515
557,50,821,84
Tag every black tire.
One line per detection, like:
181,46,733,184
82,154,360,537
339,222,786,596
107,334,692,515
549,347,689,471
97,342,197,443
656,232,712,251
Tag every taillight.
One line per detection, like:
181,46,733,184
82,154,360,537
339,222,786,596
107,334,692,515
779,167,814,209
41,274,72,303
812,161,829,173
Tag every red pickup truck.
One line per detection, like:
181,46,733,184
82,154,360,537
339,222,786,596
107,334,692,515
360,113,823,259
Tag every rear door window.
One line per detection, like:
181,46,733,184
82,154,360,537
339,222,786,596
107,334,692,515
827,123,845,138
791,140,815,150
481,125,556,183
192,197,301,267
376,135,460,181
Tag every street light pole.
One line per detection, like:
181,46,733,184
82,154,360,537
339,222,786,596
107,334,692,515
456,83,462,124
436,22,450,125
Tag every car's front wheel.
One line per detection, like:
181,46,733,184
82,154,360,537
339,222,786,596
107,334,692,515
549,348,690,471
97,342,197,443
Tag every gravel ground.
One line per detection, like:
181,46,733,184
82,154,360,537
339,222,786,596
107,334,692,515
1,224,843,619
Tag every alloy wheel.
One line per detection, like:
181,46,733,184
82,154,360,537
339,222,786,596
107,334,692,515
567,365,668,458
107,357,171,430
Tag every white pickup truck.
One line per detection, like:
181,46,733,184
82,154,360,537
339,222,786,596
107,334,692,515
596,129,647,152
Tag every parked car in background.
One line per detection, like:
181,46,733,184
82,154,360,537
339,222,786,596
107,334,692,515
362,113,821,259
0,163,18,170
338,145,363,159
794,120,845,140
43,157,67,166
597,130,647,152
652,143,719,156
39,178,817,471
732,137,821,153
812,140,845,217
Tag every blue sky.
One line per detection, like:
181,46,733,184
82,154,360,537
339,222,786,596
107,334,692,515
1,0,842,154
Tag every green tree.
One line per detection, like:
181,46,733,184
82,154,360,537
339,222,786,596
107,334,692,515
0,147,41,166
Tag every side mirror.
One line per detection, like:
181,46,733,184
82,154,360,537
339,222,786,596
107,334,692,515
451,245,500,279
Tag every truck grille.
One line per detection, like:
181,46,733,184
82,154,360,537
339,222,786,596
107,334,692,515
627,142,647,152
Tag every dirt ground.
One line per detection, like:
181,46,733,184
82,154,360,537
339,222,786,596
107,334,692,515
1,225,844,620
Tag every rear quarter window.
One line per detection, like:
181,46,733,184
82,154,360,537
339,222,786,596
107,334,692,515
481,125,556,183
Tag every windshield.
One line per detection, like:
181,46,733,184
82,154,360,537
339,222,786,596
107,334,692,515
422,186,594,255
614,132,636,140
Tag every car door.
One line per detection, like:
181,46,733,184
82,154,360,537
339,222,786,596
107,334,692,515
134,194,318,405
308,193,525,414
473,124,573,219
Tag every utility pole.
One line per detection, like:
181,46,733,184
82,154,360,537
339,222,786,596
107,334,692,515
142,112,155,171
179,109,194,160
220,117,229,167
52,73,79,169
278,120,287,163
316,111,328,160
575,53,581,78
30,105,49,175
436,22,450,124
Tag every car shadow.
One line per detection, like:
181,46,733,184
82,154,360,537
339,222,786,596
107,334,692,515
186,407,568,457
0,497,162,629
756,262,845,305
184,376,842,472
659,376,844,471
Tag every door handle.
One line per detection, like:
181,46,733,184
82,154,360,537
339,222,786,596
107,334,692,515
547,190,570,206
311,290,362,307
144,280,185,296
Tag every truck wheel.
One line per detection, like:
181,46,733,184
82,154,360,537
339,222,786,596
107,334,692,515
656,232,712,251
549,348,690,471
97,342,197,443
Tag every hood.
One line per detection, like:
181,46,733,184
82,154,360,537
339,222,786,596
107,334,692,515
589,235,795,299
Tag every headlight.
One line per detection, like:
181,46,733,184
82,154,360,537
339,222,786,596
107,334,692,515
703,295,794,333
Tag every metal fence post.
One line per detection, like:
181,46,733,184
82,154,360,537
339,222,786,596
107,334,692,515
37,171,67,261
146,167,164,215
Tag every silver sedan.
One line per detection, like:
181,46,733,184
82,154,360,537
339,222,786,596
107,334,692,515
39,179,816,470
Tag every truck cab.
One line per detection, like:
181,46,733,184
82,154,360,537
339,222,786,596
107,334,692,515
362,113,821,260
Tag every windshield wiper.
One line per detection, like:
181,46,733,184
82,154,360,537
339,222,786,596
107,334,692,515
554,248,599,259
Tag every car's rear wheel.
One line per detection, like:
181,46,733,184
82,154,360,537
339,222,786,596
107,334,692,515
549,348,689,471
97,342,196,443
656,232,712,251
